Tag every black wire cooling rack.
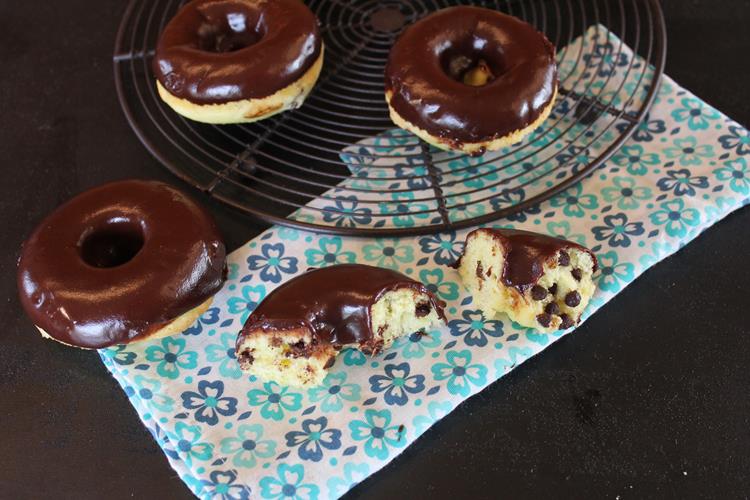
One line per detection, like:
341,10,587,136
114,0,666,236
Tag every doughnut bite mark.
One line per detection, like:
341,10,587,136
17,180,226,349
236,264,445,387
154,0,324,124
456,228,597,332
385,6,558,155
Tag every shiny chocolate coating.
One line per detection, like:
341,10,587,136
463,228,597,291
385,6,557,145
17,180,226,349
237,264,445,347
154,0,322,104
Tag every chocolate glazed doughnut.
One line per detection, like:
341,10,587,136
17,180,226,349
236,264,446,387
385,6,558,155
154,0,323,124
456,228,598,333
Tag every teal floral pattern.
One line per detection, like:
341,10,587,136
145,338,197,380
349,409,406,459
247,382,303,421
308,372,360,413
713,158,749,195
260,464,319,500
98,25,749,500
431,350,488,397
220,424,276,468
649,199,701,238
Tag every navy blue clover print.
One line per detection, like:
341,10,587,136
284,416,342,462
369,362,426,406
616,113,666,142
490,188,541,223
200,470,251,500
718,125,750,155
448,309,504,347
394,160,435,190
418,231,463,265
321,195,372,227
555,145,592,175
181,380,238,425
183,306,221,336
582,39,629,77
656,169,708,197
247,243,298,283
591,213,645,248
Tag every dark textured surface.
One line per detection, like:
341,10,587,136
1,1,748,498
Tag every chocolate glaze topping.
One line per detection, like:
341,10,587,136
464,228,597,291
237,264,445,347
154,0,321,104
385,6,557,145
17,180,226,349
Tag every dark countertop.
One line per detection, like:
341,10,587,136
2,0,748,498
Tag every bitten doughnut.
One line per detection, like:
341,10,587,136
17,180,226,349
385,6,557,155
456,228,597,332
236,264,445,387
153,0,324,124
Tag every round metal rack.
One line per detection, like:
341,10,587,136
114,0,666,236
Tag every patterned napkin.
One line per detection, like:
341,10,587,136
100,27,749,499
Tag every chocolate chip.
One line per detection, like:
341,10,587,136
324,356,336,369
548,283,558,296
239,350,254,366
565,291,581,307
476,261,484,279
531,285,548,300
287,339,310,358
558,250,570,266
545,302,560,315
559,313,574,329
572,268,583,281
486,266,492,277
537,313,552,327
415,302,431,317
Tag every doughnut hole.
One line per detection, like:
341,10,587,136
78,219,145,268
439,37,507,86
195,3,266,53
